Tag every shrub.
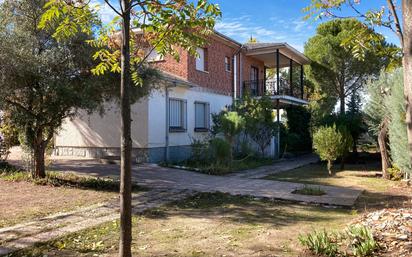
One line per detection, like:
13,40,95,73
190,138,210,164
344,225,379,257
313,125,349,176
285,106,312,152
293,185,326,196
209,138,231,165
387,165,404,181
298,230,339,256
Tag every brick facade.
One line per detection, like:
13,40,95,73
150,33,266,97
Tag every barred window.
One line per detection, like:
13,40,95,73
194,102,210,131
169,98,187,132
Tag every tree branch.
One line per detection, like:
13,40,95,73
386,0,404,46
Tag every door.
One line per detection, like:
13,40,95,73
250,66,259,95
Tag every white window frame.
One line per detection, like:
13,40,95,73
194,101,210,132
225,56,231,72
146,48,164,62
196,47,206,71
169,98,187,132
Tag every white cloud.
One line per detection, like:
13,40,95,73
91,0,119,24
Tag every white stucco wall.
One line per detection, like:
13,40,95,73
148,86,233,148
55,99,149,148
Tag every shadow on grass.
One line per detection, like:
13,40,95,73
140,192,353,228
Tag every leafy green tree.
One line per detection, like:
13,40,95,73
237,96,276,156
304,19,393,114
385,69,409,176
304,0,412,179
0,0,116,178
313,125,350,176
40,1,220,255
365,71,392,178
285,106,312,152
219,111,245,162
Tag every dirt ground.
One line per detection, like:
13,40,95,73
0,180,117,228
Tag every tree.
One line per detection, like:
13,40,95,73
365,71,392,178
0,0,116,177
304,19,393,114
40,1,220,256
313,125,350,176
219,111,245,162
304,0,412,177
237,96,276,156
285,106,312,152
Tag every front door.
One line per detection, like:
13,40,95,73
250,66,259,95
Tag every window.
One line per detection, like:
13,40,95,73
146,48,163,62
194,102,210,131
225,56,231,72
169,98,187,132
196,47,207,71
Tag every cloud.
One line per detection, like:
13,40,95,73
91,0,119,24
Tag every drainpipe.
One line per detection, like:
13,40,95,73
164,82,177,163
233,46,243,102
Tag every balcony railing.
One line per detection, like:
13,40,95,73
243,79,304,99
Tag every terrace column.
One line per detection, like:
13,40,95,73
289,59,293,96
276,49,280,94
276,49,281,159
300,65,304,99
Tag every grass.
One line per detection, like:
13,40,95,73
0,164,146,192
293,185,326,196
165,156,276,175
265,162,395,192
0,163,145,228
9,192,356,257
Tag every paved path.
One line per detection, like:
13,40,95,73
227,154,319,179
46,158,361,207
0,188,194,256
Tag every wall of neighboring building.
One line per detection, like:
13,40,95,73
54,99,149,158
146,85,232,162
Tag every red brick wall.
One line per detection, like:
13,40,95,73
187,36,238,96
150,47,189,80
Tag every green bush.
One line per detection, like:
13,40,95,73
313,125,351,176
298,230,339,256
387,165,404,181
299,225,379,257
285,106,312,152
209,138,231,165
345,225,379,257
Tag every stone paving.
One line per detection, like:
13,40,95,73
227,154,319,179
0,188,194,256
1,153,363,255
46,157,362,207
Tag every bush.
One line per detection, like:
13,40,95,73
387,165,404,181
209,138,231,165
285,106,312,152
313,125,350,176
299,225,379,257
298,230,339,256
345,225,379,257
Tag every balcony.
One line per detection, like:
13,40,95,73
243,78,304,99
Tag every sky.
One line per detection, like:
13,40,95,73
94,0,401,52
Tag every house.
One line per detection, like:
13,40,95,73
53,31,310,163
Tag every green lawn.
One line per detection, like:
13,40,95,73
9,192,356,257
265,162,395,192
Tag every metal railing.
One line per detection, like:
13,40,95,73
242,79,303,99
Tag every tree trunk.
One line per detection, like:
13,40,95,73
119,1,132,257
403,0,412,176
378,118,390,179
340,155,345,171
340,88,345,114
33,134,46,179
327,160,333,176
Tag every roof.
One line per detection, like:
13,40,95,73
244,42,310,66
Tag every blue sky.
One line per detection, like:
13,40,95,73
94,0,401,52
212,0,400,51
